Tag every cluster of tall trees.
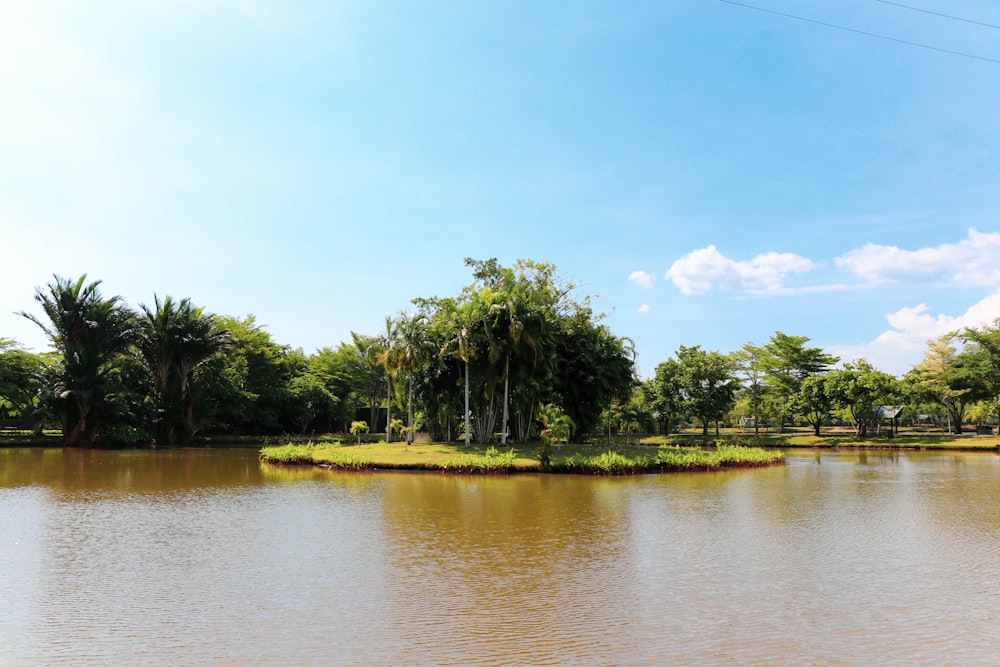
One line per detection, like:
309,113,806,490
633,326,1000,438
1,260,637,447
4,276,236,446
6,264,1000,447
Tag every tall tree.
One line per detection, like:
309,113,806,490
407,306,462,442
734,343,768,435
418,258,631,444
351,332,387,435
908,335,987,434
307,343,367,432
643,357,684,435
0,340,47,432
283,374,337,434
760,332,838,432
796,373,835,437
440,301,478,446
551,315,635,442
827,359,899,437
380,312,430,444
201,315,297,434
676,345,738,437
469,259,563,443
20,275,136,446
960,320,1000,434
136,295,229,446
377,317,397,442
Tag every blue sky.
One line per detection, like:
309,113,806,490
2,0,1000,378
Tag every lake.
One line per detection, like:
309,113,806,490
1,447,997,665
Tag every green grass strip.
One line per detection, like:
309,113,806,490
261,442,784,475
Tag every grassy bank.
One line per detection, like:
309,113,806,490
0,430,62,447
10,427,995,453
259,441,785,475
637,430,1000,451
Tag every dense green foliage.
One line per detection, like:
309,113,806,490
639,326,1000,438
6,262,636,447
136,295,231,445
7,267,1000,448
408,258,635,445
0,339,48,433
19,276,137,446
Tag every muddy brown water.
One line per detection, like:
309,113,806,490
1,447,997,665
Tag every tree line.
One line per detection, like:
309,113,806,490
637,328,1000,438
0,259,635,447
4,261,1000,447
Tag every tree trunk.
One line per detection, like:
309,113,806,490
514,404,534,443
66,421,87,446
407,376,413,446
386,379,392,443
184,399,196,445
472,396,498,444
501,356,509,445
368,396,378,439
464,360,470,447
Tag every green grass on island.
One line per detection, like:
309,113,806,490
259,440,785,475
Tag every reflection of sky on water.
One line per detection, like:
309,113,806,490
0,448,997,665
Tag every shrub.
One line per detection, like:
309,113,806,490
443,446,517,474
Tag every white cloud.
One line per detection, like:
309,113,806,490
834,228,1000,287
829,289,1000,375
637,303,650,314
628,270,654,288
665,245,815,295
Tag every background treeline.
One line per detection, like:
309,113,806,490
634,327,1000,439
3,259,1000,447
0,259,634,447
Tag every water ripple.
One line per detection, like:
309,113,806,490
0,449,997,665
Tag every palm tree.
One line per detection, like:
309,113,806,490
440,302,477,447
350,420,369,444
136,295,229,446
386,313,430,445
352,332,386,435
376,317,396,442
491,273,546,443
20,275,136,446
537,403,574,469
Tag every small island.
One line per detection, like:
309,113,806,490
260,440,785,475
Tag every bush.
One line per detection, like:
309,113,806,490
563,450,646,475
443,446,517,474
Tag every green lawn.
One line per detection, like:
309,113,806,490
636,429,999,450
8,426,995,453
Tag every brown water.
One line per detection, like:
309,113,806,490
1,448,997,665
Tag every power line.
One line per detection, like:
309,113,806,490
876,0,1000,31
720,0,1000,64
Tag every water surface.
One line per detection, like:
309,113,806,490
1,448,997,665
